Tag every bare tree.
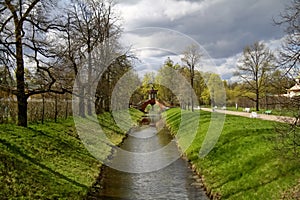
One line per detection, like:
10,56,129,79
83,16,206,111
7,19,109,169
0,0,66,126
156,58,181,106
272,0,300,160
235,42,276,111
181,44,202,112
65,0,120,116
52,12,87,117
274,0,300,75
274,96,300,160
95,54,132,113
0,58,15,123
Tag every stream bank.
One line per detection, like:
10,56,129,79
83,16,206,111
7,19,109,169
87,113,208,199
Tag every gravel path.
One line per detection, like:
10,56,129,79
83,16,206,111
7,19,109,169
200,108,294,123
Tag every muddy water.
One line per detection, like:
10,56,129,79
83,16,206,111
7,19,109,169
97,116,208,200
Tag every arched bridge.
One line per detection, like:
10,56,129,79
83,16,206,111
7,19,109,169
132,86,169,113
135,99,168,113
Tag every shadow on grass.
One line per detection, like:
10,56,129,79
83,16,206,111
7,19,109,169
0,138,88,189
27,126,95,159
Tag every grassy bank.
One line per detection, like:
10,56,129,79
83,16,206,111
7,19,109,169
163,108,300,199
0,108,143,199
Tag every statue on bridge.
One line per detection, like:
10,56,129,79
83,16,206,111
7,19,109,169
131,86,168,113
137,87,158,113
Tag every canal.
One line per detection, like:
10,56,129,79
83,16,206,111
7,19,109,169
95,115,208,200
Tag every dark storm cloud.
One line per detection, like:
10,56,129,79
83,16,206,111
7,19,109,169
116,0,287,81
179,0,285,58
117,0,286,58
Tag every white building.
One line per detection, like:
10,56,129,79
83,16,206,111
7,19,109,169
284,77,300,98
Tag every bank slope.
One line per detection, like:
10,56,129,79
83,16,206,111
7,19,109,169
163,108,300,200
0,108,143,199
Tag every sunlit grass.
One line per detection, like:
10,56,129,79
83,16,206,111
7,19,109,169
0,108,143,199
164,108,300,199
0,118,97,199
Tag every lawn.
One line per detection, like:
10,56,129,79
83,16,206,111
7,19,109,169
163,108,300,199
0,108,143,199
225,106,295,117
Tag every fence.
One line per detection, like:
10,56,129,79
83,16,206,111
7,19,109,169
0,95,73,124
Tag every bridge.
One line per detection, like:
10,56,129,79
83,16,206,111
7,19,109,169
136,99,168,113
132,87,168,113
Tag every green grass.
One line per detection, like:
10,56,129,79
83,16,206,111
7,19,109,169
0,108,143,199
163,108,300,200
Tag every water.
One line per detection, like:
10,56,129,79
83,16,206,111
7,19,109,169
96,116,208,200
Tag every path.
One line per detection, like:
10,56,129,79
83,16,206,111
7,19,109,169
200,108,294,123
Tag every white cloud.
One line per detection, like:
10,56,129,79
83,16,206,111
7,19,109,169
116,0,215,29
132,37,284,82
212,54,241,81
211,36,285,82
162,0,208,21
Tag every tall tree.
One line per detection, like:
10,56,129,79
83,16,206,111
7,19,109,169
95,55,132,113
0,62,15,123
155,57,180,105
181,44,202,112
207,73,226,107
140,72,155,100
193,70,206,105
235,42,276,111
0,0,64,126
275,0,300,75
272,1,300,160
66,0,119,116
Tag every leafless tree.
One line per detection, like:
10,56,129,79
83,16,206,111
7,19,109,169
0,0,127,125
181,44,202,112
274,0,300,75
64,0,120,116
95,54,133,114
273,0,300,160
235,42,276,111
274,96,300,159
0,0,67,126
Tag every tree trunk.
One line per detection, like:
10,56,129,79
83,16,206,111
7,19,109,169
87,45,92,116
79,85,86,118
105,70,111,112
65,96,69,119
42,94,45,124
16,29,28,127
256,90,259,111
191,76,194,112
54,94,58,123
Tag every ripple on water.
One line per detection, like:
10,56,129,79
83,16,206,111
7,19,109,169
97,127,208,200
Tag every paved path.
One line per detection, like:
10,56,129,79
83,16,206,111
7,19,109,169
200,108,294,123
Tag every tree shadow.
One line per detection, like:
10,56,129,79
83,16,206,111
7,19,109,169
0,138,88,189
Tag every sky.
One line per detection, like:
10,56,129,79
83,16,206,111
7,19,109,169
115,0,288,81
